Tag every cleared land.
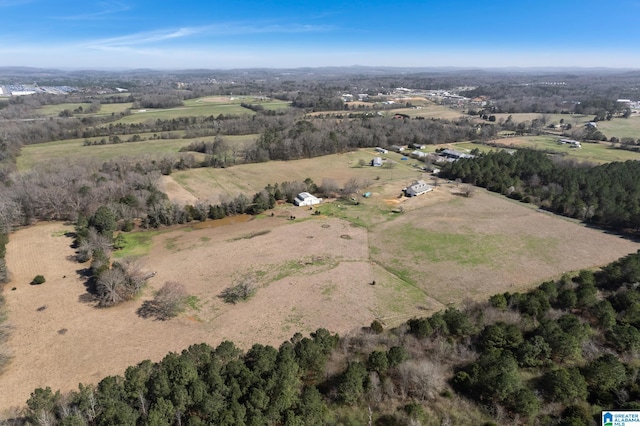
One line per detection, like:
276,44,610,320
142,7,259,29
113,97,290,125
593,115,640,140
1,183,638,412
36,103,133,118
169,149,424,204
479,136,640,163
17,134,257,171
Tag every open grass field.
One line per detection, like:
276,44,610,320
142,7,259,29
593,115,640,140
382,104,467,120
2,182,637,412
16,134,258,171
112,96,290,125
306,101,466,121
482,135,640,163
36,102,133,118
168,148,425,203
491,113,590,126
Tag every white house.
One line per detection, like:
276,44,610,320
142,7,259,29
375,147,388,154
372,157,383,167
294,192,322,206
404,180,433,197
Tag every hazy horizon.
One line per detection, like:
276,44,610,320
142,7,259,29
1,0,640,70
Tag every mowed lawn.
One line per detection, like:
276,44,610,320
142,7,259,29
170,149,424,203
17,134,258,171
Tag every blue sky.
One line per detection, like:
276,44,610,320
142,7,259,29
1,0,639,69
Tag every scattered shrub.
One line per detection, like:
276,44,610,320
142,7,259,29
31,275,46,285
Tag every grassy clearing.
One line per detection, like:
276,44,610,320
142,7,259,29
17,134,258,171
381,104,467,120
113,231,160,258
112,97,290,125
477,136,640,163
171,149,422,202
36,102,133,118
368,188,637,306
491,113,590,126
594,115,640,140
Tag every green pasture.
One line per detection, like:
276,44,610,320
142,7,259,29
17,134,258,171
113,97,291,124
114,230,161,258
594,116,640,140
36,102,133,117
481,135,640,163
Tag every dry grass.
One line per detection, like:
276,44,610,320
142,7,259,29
369,187,638,306
0,181,637,412
169,149,422,204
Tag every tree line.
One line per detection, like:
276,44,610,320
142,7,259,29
439,149,640,233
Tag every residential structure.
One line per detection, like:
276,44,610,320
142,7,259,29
404,180,433,197
371,157,383,167
294,192,322,206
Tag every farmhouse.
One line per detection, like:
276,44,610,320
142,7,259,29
371,157,383,167
294,192,322,206
404,180,433,197
375,147,388,154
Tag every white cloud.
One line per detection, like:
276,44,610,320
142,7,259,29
54,1,131,20
83,22,334,50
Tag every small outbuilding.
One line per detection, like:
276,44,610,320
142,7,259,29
371,157,383,167
294,192,322,206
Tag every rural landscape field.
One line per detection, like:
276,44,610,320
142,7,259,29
2,65,640,424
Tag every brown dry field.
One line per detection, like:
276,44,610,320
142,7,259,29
168,150,421,204
1,186,638,412
370,187,639,305
0,212,434,412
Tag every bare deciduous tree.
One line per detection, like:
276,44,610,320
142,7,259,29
461,185,476,198
153,281,188,319
96,267,126,307
318,178,339,197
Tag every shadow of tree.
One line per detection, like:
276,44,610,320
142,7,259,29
137,300,170,321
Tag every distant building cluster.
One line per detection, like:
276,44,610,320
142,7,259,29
0,84,76,97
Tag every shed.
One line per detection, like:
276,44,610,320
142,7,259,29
371,157,383,167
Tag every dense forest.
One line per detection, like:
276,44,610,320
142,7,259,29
439,149,640,233
13,249,640,425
